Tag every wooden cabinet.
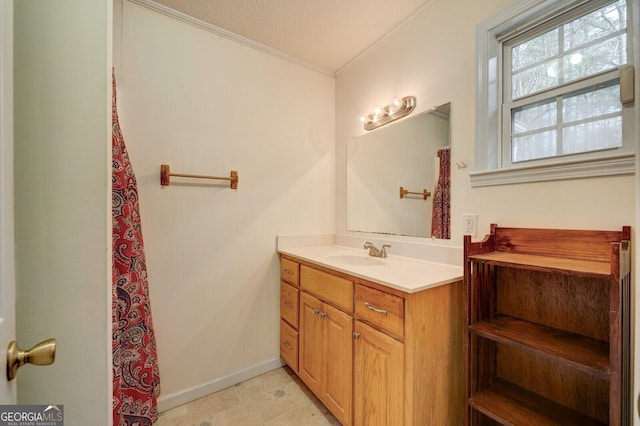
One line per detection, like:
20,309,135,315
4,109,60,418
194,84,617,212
299,281,353,425
463,225,631,426
354,284,404,339
280,257,300,286
353,320,404,426
279,258,300,373
353,283,405,425
280,253,463,425
323,303,353,422
280,281,299,328
298,291,324,394
300,265,353,312
280,320,298,371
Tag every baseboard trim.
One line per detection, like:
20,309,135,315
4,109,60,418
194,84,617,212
157,357,285,413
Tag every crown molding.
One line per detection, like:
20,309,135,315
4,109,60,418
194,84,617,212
335,0,440,76
126,0,335,77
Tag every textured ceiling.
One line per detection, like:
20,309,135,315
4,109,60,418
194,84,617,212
151,0,432,73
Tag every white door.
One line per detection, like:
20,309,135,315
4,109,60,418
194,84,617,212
0,0,16,405
0,0,57,405
9,0,111,422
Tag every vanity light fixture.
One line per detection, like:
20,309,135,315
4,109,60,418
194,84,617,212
358,96,417,131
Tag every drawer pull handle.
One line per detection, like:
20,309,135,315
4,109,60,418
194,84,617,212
365,302,388,315
284,269,295,275
282,340,293,350
283,301,295,308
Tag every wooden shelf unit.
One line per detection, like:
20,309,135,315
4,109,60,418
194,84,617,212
463,225,631,426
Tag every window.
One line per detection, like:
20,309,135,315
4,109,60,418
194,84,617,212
472,0,635,186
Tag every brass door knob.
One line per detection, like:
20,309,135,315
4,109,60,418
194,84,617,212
6,338,56,381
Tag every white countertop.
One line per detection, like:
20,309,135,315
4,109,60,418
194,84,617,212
278,244,463,293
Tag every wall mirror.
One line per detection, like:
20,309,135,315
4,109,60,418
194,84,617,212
346,103,451,238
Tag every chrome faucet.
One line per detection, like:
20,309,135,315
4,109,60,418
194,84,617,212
363,242,391,258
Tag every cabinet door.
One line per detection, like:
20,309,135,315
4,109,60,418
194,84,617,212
354,321,404,426
322,303,353,426
299,292,323,396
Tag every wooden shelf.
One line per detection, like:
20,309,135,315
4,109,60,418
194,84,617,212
469,379,605,426
464,225,631,425
468,252,611,278
470,315,610,379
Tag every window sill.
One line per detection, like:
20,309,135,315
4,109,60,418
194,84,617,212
469,153,635,187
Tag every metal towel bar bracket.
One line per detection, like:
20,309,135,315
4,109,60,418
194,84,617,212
399,186,430,200
160,164,238,189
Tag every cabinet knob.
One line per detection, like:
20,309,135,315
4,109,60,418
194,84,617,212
282,340,293,350
353,332,361,340
319,312,327,318
313,308,320,316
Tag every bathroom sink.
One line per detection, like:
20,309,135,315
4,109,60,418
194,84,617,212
326,254,385,266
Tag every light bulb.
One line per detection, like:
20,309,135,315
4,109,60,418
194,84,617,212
372,105,385,119
357,114,369,125
388,97,404,113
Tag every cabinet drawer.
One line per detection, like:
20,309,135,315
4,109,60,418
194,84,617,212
300,265,353,313
280,257,300,286
280,320,298,372
355,284,404,339
281,281,299,328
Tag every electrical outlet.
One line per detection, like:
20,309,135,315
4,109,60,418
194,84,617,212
463,214,478,238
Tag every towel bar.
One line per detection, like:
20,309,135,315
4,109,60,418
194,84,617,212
160,164,238,189
399,186,430,200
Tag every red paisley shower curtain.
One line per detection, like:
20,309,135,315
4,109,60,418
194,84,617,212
431,147,450,239
112,72,160,425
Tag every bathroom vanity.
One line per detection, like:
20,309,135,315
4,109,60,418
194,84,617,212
278,244,464,426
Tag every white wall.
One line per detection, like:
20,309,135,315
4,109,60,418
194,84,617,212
336,0,638,423
112,0,638,417
13,0,112,424
115,2,335,408
336,0,634,243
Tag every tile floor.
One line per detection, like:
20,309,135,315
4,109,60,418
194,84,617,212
156,366,340,426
